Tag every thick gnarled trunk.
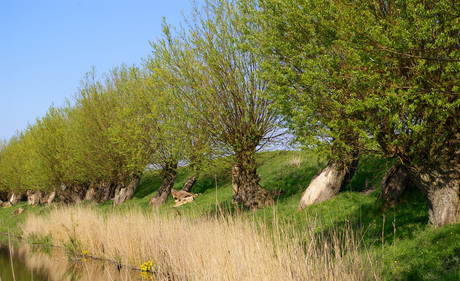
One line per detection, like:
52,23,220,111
231,151,274,211
47,190,56,205
405,160,460,227
298,156,359,210
58,184,87,204
27,190,40,206
96,182,117,203
181,156,200,192
181,174,198,193
113,175,141,206
85,182,117,203
8,193,23,205
150,162,178,207
379,160,415,209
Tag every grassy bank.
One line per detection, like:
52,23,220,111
2,150,459,280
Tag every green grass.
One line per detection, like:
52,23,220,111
0,201,50,237
1,150,459,280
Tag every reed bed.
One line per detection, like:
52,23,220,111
22,205,380,280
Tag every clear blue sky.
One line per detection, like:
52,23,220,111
0,0,194,141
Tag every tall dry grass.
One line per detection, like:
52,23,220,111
22,205,381,280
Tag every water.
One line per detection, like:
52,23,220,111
0,240,147,281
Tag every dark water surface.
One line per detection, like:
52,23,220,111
0,240,147,281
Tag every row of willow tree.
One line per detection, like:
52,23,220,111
0,0,458,226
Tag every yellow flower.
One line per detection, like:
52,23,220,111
141,260,154,272
82,250,88,255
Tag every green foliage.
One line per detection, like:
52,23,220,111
152,0,281,172
255,0,459,164
62,212,83,257
27,233,53,248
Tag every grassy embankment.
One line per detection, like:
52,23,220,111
1,150,459,280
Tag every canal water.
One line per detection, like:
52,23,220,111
0,238,148,281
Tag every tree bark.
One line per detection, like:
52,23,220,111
96,182,116,203
84,182,117,203
181,156,201,192
404,160,460,227
181,174,198,193
58,184,88,204
27,190,40,206
149,162,178,207
378,160,415,209
113,175,141,206
47,191,56,205
84,184,97,201
8,193,23,206
298,156,359,210
231,151,274,211
37,190,49,204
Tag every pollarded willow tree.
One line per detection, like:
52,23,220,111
139,64,187,207
247,0,363,208
0,133,30,197
66,69,127,203
148,26,216,196
107,62,189,207
102,65,155,205
0,139,7,201
256,0,459,226
61,67,149,204
154,0,281,210
25,106,71,203
0,106,73,205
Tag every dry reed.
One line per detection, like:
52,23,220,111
288,154,304,167
22,205,380,280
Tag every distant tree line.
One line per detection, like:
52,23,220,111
0,0,458,226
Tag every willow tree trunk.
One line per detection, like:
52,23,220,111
8,193,21,206
47,190,56,205
58,184,87,204
113,175,141,206
181,174,199,193
27,190,40,206
378,160,415,209
181,157,201,192
298,156,359,210
150,162,178,207
84,182,117,203
231,151,274,211
96,182,116,203
404,160,460,227
37,190,49,204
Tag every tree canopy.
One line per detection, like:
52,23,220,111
254,0,459,225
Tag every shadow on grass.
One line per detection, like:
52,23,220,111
133,170,163,199
258,150,326,203
399,225,460,281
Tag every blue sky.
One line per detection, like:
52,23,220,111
0,0,194,141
